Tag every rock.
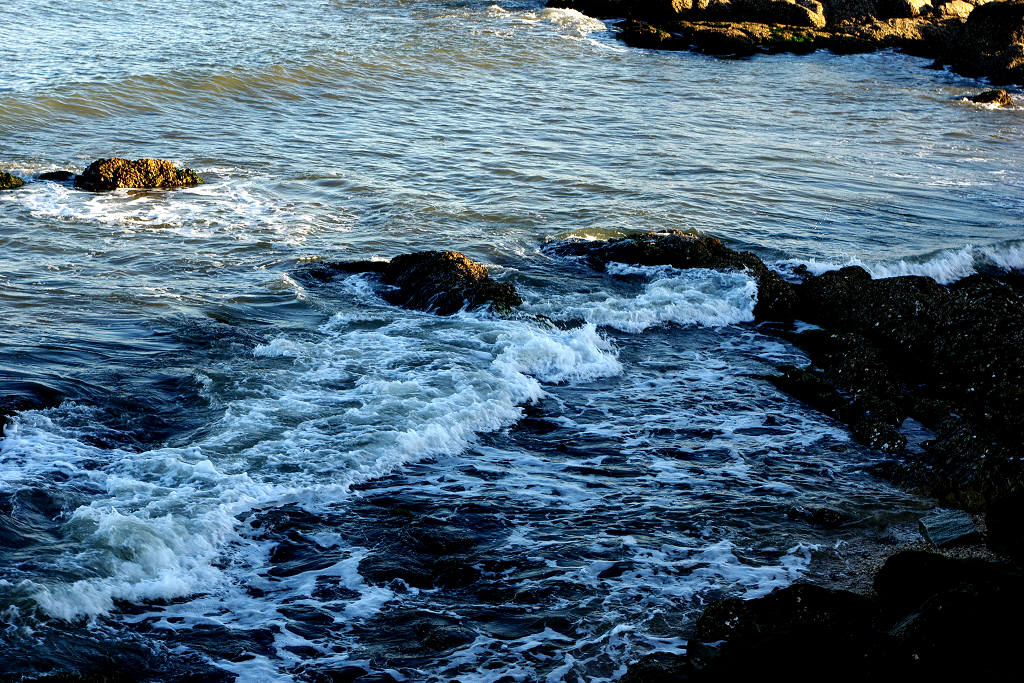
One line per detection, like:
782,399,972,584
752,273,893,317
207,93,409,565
687,23,761,54
333,251,522,316
936,0,976,15
824,0,883,22
0,170,25,190
968,88,1015,107
548,230,797,320
945,0,1024,84
918,509,979,547
73,158,202,192
618,20,682,49
684,583,893,676
38,170,76,182
984,494,1024,562
877,0,934,17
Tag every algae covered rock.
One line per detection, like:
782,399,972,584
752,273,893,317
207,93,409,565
968,88,1015,107
304,251,522,316
0,170,25,191
73,158,202,192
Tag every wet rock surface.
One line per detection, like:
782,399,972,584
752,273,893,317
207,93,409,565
968,88,1016,107
783,268,1024,510
301,250,522,316
73,158,202,192
623,551,1024,680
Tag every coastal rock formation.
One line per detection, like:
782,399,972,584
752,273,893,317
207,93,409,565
550,0,1024,84
0,170,25,191
73,158,202,192
942,0,1024,84
968,89,1015,106
623,551,1024,680
548,230,797,321
550,231,1023,511
303,251,522,316
785,268,1024,509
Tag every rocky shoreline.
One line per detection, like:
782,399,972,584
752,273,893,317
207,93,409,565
548,0,1024,86
538,230,1024,680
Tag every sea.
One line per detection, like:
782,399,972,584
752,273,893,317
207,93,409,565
1,1,1023,681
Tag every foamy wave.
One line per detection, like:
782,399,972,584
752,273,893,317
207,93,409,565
0,173,304,241
777,241,1024,285
0,311,621,620
487,5,606,37
526,265,757,333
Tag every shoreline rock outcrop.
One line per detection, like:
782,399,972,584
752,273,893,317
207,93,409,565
302,250,522,316
549,231,1024,513
548,0,1024,84
73,158,202,192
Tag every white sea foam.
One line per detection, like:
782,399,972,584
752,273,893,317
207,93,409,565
526,264,757,333
0,307,622,621
777,240,1024,284
0,173,309,243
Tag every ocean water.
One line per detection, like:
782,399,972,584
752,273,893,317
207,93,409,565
1,1,1022,681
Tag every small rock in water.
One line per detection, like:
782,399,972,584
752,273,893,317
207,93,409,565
38,170,76,181
0,170,25,190
74,157,202,191
968,89,1014,108
918,509,979,547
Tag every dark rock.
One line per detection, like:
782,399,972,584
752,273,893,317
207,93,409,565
985,494,1024,562
917,509,979,547
310,251,522,316
786,267,1024,507
548,230,796,321
685,583,895,677
73,158,202,192
968,89,1015,107
687,23,760,55
945,0,1024,84
0,170,25,190
38,170,76,182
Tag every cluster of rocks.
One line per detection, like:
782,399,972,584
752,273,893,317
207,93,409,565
548,0,1024,85
0,158,202,193
299,250,523,316
545,229,1024,679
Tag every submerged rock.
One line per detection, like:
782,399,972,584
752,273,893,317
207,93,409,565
73,158,202,192
308,250,522,316
549,230,797,321
38,170,76,182
0,170,25,190
968,88,1015,107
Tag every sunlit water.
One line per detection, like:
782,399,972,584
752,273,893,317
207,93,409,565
1,1,1022,681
